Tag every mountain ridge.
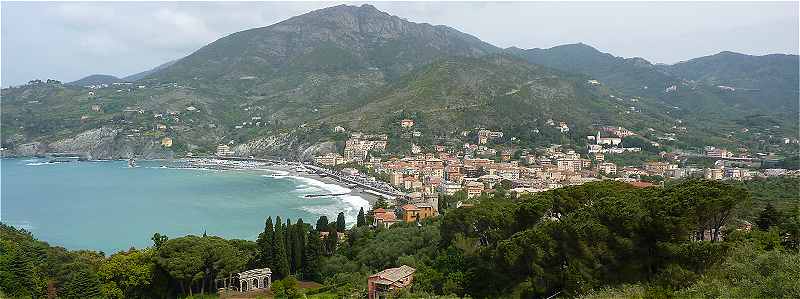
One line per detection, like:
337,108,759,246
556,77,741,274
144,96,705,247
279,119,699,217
2,4,797,159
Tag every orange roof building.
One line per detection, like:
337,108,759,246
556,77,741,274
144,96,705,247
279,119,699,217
368,265,416,299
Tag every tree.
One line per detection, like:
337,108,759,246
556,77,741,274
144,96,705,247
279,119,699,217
324,227,339,256
98,249,155,299
151,233,168,249
271,276,300,298
336,212,347,232
357,207,367,227
154,235,245,296
60,264,102,298
255,217,274,269
293,219,306,276
302,230,322,282
316,216,329,231
375,198,390,209
756,203,782,231
272,216,291,278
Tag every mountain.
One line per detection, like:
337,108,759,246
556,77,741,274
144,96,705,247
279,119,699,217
66,74,123,86
146,4,499,93
1,4,797,159
657,51,799,113
122,59,178,81
506,43,676,97
329,54,674,144
507,44,799,133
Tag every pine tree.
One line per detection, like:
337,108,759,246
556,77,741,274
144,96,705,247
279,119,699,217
302,230,322,282
316,216,329,231
357,207,367,227
272,216,291,278
336,212,346,232
256,217,274,268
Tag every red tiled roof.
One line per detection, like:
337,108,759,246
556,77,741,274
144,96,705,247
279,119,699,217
374,208,386,213
375,211,397,221
369,265,416,283
401,204,419,211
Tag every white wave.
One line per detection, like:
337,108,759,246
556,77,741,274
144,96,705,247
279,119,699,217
26,162,59,166
293,185,323,193
299,194,370,228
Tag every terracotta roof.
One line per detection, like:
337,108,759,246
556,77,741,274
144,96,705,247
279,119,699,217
375,211,397,222
401,204,420,211
373,208,386,213
369,265,416,283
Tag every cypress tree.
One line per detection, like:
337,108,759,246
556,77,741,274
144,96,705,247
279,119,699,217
357,207,367,227
336,212,346,232
316,216,329,231
272,216,290,278
256,217,274,268
325,226,338,255
302,230,322,282
286,218,294,274
294,219,306,275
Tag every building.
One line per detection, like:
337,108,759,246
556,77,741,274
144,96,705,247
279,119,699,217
216,144,233,156
314,153,345,166
643,161,676,176
373,208,400,228
368,265,416,299
465,181,485,198
705,146,731,158
161,137,173,147
597,162,617,175
704,168,724,180
400,119,415,128
400,204,436,222
556,158,582,173
237,268,272,292
477,129,504,144
334,126,346,133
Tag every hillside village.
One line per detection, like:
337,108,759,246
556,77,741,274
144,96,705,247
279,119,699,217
299,117,800,225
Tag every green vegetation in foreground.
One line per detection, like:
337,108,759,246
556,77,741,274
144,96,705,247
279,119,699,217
1,179,799,298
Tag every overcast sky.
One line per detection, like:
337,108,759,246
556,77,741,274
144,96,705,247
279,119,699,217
2,1,797,87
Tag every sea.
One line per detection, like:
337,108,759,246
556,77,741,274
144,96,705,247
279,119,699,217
0,158,370,254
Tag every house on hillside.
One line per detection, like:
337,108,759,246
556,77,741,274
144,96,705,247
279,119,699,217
400,119,415,128
373,208,399,228
368,265,416,299
400,204,436,223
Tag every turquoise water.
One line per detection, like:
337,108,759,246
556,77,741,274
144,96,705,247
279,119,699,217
0,158,368,253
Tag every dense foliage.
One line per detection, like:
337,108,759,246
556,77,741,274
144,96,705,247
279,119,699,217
2,179,797,298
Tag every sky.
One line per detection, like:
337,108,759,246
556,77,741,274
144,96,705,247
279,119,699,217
2,1,798,87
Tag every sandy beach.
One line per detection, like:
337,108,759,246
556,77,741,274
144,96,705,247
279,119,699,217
261,163,381,206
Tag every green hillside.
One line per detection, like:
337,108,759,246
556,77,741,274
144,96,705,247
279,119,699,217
1,5,797,159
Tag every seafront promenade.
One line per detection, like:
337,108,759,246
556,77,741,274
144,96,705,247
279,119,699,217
183,156,403,202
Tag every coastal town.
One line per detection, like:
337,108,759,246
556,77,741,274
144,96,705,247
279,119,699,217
186,117,800,231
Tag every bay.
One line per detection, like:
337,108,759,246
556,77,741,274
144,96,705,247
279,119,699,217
0,158,368,253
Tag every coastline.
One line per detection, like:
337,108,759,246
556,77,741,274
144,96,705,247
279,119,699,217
259,163,380,207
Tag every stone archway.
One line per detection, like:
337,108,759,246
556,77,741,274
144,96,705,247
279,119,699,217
237,268,272,292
